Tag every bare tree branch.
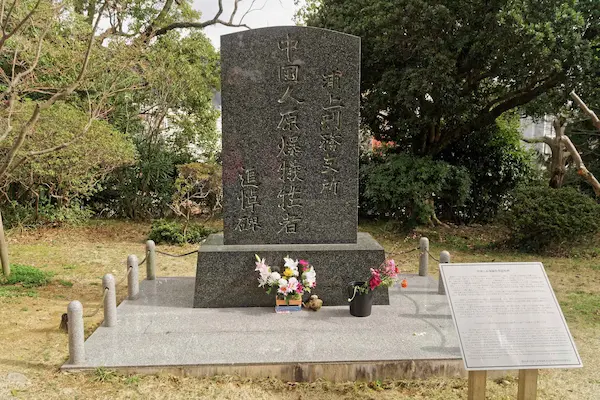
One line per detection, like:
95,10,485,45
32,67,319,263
0,92,17,143
0,0,41,51
239,0,267,25
570,91,600,131
0,0,6,29
229,0,240,24
9,41,17,81
521,136,554,146
1,22,49,100
561,135,600,197
24,137,79,157
0,1,108,179
151,0,251,38
3,0,18,33
153,0,175,28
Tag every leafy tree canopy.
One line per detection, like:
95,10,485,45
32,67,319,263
1,100,136,203
98,30,221,219
304,0,600,156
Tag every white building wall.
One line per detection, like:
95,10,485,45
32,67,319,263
520,115,554,156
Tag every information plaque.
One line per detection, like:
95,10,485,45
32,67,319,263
440,262,582,371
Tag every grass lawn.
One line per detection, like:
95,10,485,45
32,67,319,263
0,220,598,399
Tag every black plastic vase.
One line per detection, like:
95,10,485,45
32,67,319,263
348,281,373,317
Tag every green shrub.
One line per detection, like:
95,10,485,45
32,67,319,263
504,186,600,252
2,200,92,229
3,265,53,287
148,219,214,245
37,200,93,226
360,153,471,225
438,113,536,223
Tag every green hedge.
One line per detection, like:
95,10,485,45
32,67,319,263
505,186,600,252
148,219,214,245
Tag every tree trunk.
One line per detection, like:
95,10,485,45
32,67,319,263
549,119,567,188
425,198,449,227
523,117,600,197
0,209,10,277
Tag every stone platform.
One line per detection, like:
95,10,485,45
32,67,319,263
194,232,387,307
62,274,465,381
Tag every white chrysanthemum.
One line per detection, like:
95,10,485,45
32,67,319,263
268,271,281,284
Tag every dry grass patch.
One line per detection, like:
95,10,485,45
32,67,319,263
0,220,598,399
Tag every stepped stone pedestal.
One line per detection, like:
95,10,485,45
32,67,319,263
194,233,387,307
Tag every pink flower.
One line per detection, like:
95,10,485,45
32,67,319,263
278,283,289,295
383,259,399,279
299,259,309,267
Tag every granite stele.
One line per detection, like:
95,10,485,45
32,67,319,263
194,26,386,307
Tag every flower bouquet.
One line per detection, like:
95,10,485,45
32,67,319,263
255,255,317,313
347,259,407,317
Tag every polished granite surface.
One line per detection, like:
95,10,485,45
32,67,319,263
194,233,388,307
62,274,460,368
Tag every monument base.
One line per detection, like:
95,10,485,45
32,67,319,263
194,233,387,307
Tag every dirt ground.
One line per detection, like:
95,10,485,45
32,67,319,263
0,220,599,399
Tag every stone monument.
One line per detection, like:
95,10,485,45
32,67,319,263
194,26,387,307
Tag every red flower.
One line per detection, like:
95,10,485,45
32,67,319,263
401,279,408,288
368,268,383,290
369,275,382,290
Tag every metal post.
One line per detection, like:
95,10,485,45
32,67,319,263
146,240,156,280
419,237,429,276
438,250,451,295
67,300,85,365
102,274,117,327
127,255,139,300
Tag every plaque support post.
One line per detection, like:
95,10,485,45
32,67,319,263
467,370,487,400
517,369,538,400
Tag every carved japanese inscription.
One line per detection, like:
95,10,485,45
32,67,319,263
277,35,304,235
221,26,359,245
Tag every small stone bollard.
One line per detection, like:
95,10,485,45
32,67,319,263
102,274,117,327
438,250,451,295
67,300,85,365
419,237,429,276
127,254,139,300
146,240,156,280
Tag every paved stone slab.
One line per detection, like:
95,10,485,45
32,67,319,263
194,233,387,307
221,26,360,245
63,274,460,373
